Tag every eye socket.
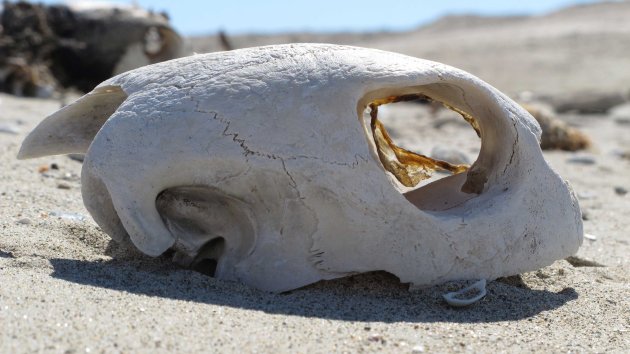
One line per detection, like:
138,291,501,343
362,91,482,211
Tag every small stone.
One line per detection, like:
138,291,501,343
610,102,630,124
50,163,59,170
565,255,605,267
17,217,32,225
0,123,20,134
367,334,385,344
567,155,596,165
548,90,626,114
0,249,15,258
49,211,86,222
535,270,550,279
430,146,470,165
412,345,425,353
615,117,630,125
584,233,597,241
577,191,596,200
614,186,627,195
57,183,71,190
61,173,75,181
68,154,85,162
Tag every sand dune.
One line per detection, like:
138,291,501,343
191,1,630,96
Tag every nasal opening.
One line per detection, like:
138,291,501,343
192,237,226,277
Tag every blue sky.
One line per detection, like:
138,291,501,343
39,0,597,35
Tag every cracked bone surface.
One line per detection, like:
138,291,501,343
18,44,583,292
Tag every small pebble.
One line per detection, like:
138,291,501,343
612,149,630,161
0,123,20,134
49,211,86,222
367,334,385,343
577,191,596,200
57,183,71,190
17,218,32,225
68,154,85,162
567,155,596,165
610,102,630,124
584,233,597,241
0,249,15,258
614,186,627,196
412,345,425,353
614,117,630,125
430,146,470,165
565,255,605,267
61,173,75,181
50,163,59,170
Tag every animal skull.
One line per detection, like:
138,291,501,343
19,44,583,292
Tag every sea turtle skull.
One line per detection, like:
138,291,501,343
19,44,583,292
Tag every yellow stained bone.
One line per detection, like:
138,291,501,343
369,96,470,188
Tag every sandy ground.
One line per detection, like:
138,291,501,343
1,2,630,352
1,89,628,353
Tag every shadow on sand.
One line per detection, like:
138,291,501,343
49,251,577,323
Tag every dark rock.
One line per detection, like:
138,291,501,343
68,154,85,162
567,155,596,165
544,90,628,114
565,256,605,267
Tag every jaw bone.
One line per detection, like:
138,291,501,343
18,44,583,292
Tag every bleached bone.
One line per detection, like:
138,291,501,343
19,44,583,292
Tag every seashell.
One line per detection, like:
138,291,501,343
18,44,583,292
442,279,487,307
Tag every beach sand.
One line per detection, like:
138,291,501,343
1,91,628,353
1,2,630,352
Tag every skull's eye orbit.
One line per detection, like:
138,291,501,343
363,90,482,211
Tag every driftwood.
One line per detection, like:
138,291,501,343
0,1,183,96
521,102,591,151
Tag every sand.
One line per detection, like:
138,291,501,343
1,2,630,352
1,92,628,353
